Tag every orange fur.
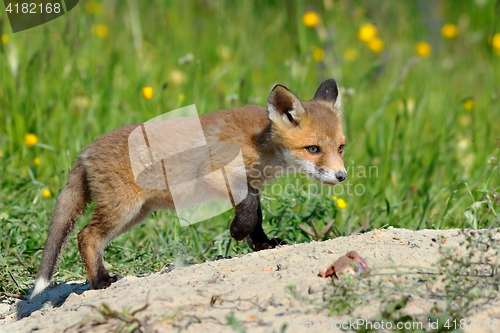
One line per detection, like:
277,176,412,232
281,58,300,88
32,79,347,296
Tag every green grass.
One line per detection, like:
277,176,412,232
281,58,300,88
0,0,499,298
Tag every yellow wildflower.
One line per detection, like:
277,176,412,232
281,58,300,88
0,149,3,157
441,24,459,39
141,86,153,100
34,157,41,165
302,11,320,28
415,41,432,58
1,34,8,44
337,198,347,209
169,69,187,86
216,45,231,61
91,24,109,38
368,38,384,53
462,98,474,111
343,48,359,61
85,0,103,15
312,47,325,61
333,196,347,209
457,138,471,152
358,23,377,42
492,33,500,55
41,188,51,198
459,115,471,129
25,133,38,147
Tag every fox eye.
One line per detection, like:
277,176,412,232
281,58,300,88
305,145,321,154
339,145,345,154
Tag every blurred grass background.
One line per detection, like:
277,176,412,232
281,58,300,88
0,0,499,297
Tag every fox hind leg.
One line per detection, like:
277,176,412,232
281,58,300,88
77,202,151,289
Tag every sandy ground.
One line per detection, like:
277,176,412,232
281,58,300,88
1,227,499,333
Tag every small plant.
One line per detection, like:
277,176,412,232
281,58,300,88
431,230,500,318
65,302,149,333
263,185,348,244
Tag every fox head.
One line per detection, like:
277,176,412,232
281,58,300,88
267,79,347,186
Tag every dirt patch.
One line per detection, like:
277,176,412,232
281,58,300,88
1,228,499,332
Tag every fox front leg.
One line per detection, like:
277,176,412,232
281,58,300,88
229,184,285,251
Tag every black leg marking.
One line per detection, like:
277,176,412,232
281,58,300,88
229,183,286,251
230,184,261,241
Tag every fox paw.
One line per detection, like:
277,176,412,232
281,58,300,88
91,274,122,290
252,238,286,251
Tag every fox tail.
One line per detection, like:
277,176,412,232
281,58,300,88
31,160,91,298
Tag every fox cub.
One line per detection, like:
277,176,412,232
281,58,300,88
32,79,347,297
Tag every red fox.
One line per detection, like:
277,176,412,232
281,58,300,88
31,79,347,297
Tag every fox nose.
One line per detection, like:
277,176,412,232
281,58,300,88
336,171,347,182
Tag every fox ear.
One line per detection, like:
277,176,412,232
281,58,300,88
267,84,305,126
313,79,341,109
